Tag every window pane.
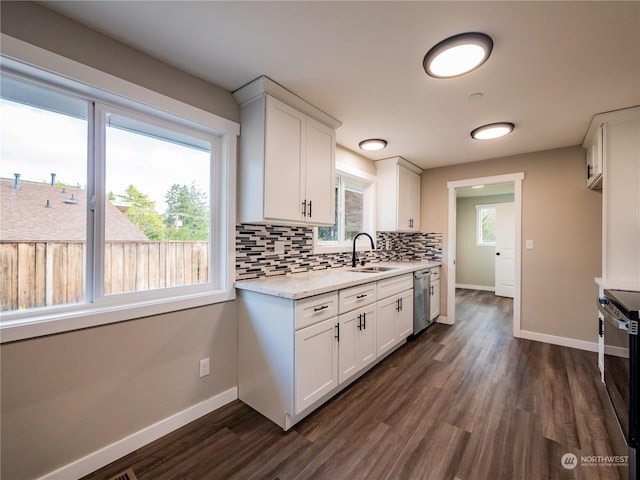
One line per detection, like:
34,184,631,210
0,76,88,312
344,183,364,242
479,207,496,244
104,112,211,294
318,178,339,243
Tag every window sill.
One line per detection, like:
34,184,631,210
0,289,235,344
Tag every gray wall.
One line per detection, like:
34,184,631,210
421,146,602,342
1,3,239,480
456,194,514,289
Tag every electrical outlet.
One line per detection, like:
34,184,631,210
525,239,534,250
199,357,210,377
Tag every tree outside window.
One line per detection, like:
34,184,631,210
318,175,367,246
477,205,496,246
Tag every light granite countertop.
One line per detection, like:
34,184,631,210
235,261,441,300
595,277,640,292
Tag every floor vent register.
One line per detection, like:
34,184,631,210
106,468,137,480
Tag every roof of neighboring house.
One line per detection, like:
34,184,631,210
0,177,149,242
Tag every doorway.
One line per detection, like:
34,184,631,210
446,173,524,337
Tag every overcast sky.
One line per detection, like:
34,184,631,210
1,100,209,213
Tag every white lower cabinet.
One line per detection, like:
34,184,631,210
295,318,339,414
338,305,376,384
376,273,414,356
376,289,413,357
396,290,414,338
238,272,415,431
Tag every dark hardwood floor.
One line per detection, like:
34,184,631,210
83,289,625,480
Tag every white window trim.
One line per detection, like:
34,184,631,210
313,163,376,254
0,35,238,343
476,203,497,246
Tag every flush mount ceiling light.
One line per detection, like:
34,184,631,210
423,32,493,78
471,122,515,140
359,138,388,151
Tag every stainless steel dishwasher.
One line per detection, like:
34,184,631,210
413,269,432,334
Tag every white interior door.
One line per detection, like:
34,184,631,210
494,202,515,298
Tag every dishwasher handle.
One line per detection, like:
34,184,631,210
414,270,431,280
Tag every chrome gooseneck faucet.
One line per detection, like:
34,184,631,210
351,232,375,267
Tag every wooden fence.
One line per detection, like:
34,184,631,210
0,241,209,312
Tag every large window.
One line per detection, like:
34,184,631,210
0,56,236,341
315,170,374,252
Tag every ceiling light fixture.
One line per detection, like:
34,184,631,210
471,122,515,140
423,32,493,78
359,138,388,151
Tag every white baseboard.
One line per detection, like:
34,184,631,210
519,330,598,353
37,387,238,480
604,344,629,358
455,284,495,292
436,315,450,325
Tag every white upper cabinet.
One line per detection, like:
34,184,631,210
598,107,640,283
303,117,336,225
233,76,341,226
375,157,422,232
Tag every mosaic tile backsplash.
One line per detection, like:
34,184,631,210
236,224,442,280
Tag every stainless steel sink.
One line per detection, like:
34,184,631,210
350,266,398,273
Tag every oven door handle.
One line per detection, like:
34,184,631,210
599,305,630,332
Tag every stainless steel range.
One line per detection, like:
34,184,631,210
599,289,639,480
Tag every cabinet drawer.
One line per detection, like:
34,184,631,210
295,292,339,330
377,273,413,300
339,282,377,313
430,266,440,281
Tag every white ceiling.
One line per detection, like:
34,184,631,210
40,1,640,170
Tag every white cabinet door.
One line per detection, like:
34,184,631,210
357,307,377,372
376,291,411,357
398,165,421,231
430,279,440,320
304,117,335,225
376,295,398,357
264,96,305,222
295,317,338,414
376,157,422,232
338,306,376,384
395,290,413,339
604,116,640,282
